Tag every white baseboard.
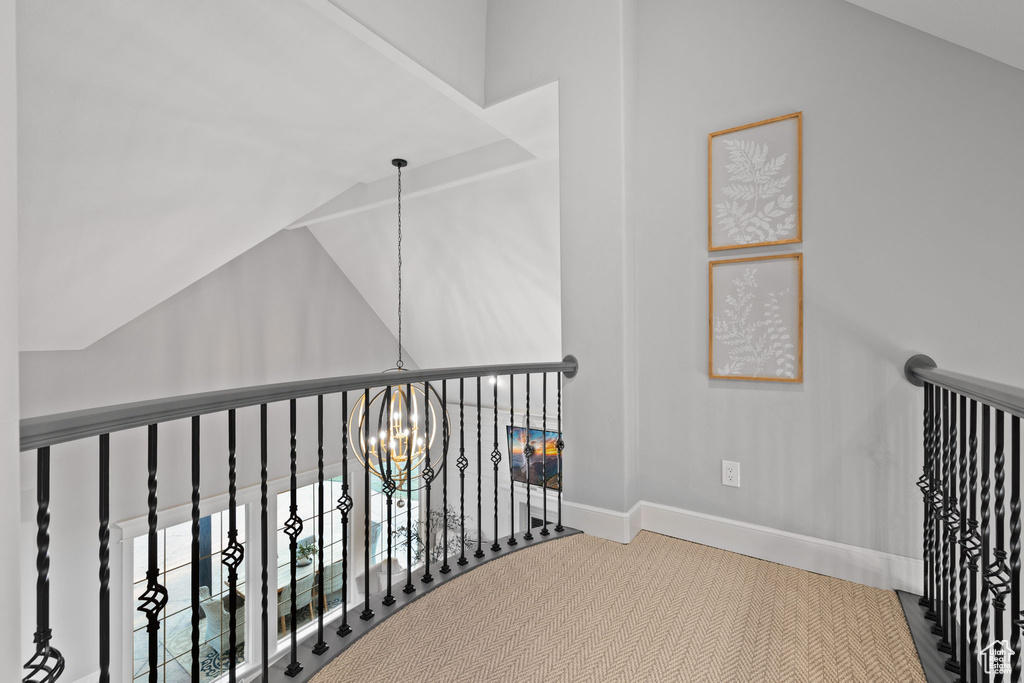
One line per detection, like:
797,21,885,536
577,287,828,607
563,500,642,544
564,499,921,592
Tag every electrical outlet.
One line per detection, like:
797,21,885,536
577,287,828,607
722,460,740,487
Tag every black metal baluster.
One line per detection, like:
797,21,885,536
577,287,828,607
404,383,416,594
441,380,452,573
990,410,1011,682
507,374,517,547
337,392,354,637
919,384,933,611
982,405,993,666
556,373,564,533
523,374,534,542
422,382,435,584
190,419,200,683
224,410,244,681
1010,415,1021,683
313,396,329,655
360,388,374,621
138,425,167,683
541,373,549,536
965,400,980,683
957,395,969,681
99,435,111,683
260,404,269,679
945,395,960,673
284,400,303,677
490,378,502,553
936,390,951,651
457,379,469,566
383,387,396,607
928,384,941,622
24,446,65,683
475,377,484,558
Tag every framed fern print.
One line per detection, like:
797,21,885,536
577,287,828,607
709,253,803,382
708,112,802,251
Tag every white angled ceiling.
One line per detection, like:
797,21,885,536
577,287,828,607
843,0,1024,72
18,0,508,350
311,161,562,370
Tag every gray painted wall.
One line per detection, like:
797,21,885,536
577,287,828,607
1,0,21,677
18,227,401,678
632,0,1024,558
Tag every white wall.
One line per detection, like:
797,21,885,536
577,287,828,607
0,0,20,677
326,0,488,105
632,0,1024,558
18,227,400,679
485,0,639,513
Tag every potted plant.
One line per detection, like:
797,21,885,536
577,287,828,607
296,539,318,567
392,504,477,566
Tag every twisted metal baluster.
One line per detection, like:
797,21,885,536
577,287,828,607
948,395,966,676
457,379,469,566
491,378,502,552
99,434,111,683
919,384,934,610
337,392,354,637
404,383,417,594
556,373,564,533
422,383,435,584
284,400,303,677
313,396,329,655
359,389,374,621
990,409,1011,676
475,377,485,558
523,374,534,542
190,419,201,682
260,404,270,678
138,426,167,683
507,374,518,546
935,390,952,652
928,384,941,621
24,446,65,683
982,405,993,663
224,410,245,680
382,387,396,607
1010,415,1021,683
964,400,980,683
441,380,452,573
944,395,960,672
541,373,549,536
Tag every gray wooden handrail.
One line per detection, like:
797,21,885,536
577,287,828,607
20,355,579,451
904,354,1024,419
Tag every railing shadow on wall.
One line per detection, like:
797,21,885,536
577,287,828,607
903,354,1023,682
18,356,578,683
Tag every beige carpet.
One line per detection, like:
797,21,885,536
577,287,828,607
311,532,925,682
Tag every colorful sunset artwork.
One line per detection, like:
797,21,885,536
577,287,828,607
506,425,562,490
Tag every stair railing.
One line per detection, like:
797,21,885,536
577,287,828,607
905,354,1023,681
18,356,578,683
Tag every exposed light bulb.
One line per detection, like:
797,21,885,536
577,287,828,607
417,437,424,445
369,437,377,445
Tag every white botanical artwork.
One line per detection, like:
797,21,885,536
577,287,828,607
710,255,802,382
709,113,801,250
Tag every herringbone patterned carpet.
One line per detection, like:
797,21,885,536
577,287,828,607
311,532,924,682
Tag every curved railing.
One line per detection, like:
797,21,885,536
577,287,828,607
903,354,1022,681
18,356,578,683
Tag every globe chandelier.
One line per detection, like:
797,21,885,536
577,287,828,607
347,159,448,492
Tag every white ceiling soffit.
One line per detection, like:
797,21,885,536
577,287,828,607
18,0,507,351
310,161,562,370
843,0,1024,72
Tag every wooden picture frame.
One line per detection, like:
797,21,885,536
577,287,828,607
708,112,802,251
709,253,803,382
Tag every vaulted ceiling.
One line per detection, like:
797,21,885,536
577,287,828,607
18,0,559,362
842,0,1024,72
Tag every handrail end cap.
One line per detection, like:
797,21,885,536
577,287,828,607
904,354,936,387
562,354,579,379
